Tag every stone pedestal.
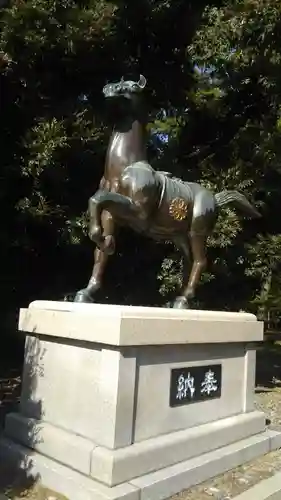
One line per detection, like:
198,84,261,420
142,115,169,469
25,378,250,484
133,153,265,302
1,301,280,500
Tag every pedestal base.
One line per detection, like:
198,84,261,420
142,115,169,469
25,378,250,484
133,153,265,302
0,301,274,500
1,428,281,500
2,410,268,486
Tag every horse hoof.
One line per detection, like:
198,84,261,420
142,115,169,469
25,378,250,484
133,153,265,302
173,296,190,309
74,289,94,303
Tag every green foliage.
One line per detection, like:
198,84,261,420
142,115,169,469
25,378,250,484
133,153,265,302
185,0,281,312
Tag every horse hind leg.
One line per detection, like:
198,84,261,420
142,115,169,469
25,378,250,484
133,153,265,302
173,233,207,309
173,189,217,309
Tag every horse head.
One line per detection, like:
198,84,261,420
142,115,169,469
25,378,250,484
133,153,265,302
103,75,147,101
103,75,147,126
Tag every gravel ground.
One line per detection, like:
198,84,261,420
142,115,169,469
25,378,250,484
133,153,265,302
2,342,281,500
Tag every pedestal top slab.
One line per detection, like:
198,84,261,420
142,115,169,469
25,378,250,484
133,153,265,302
18,301,263,346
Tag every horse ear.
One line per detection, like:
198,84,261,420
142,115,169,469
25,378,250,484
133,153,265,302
138,74,147,89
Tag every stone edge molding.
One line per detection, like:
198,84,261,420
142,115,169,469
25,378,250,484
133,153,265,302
1,429,281,500
233,470,281,499
4,411,266,486
18,301,264,346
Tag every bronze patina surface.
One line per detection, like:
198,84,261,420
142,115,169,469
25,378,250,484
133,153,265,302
75,75,260,309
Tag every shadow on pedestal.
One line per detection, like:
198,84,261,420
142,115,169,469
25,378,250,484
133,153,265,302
0,336,43,497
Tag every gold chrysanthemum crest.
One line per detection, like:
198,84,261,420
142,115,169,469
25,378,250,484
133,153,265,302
169,197,188,221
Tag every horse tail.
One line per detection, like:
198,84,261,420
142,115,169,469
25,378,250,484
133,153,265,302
215,190,261,218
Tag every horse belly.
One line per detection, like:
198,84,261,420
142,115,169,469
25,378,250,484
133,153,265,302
147,212,192,239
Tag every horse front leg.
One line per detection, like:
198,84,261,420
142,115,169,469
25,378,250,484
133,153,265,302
75,189,141,303
87,189,142,251
74,210,115,303
173,234,207,309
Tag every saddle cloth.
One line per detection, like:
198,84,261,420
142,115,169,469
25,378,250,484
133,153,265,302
157,171,194,221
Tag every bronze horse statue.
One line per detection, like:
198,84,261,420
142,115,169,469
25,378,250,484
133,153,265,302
74,75,260,308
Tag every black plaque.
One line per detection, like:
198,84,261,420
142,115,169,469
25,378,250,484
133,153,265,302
170,364,222,407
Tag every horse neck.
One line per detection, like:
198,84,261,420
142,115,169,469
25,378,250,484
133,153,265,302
108,119,147,164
